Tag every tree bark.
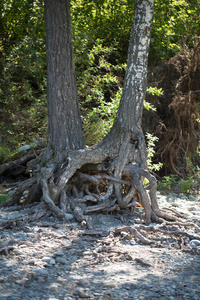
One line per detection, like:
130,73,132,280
111,0,154,168
44,0,85,157
117,0,153,127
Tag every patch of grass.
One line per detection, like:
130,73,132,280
0,187,10,204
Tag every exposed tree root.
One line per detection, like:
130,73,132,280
115,226,155,245
145,43,200,176
0,129,199,250
114,223,200,246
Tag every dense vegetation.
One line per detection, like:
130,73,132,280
0,0,200,186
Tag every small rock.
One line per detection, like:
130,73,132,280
57,277,68,286
73,287,89,298
105,281,117,288
7,295,20,300
54,251,65,256
29,259,36,265
50,258,56,265
83,250,91,256
65,213,74,220
18,145,31,152
188,206,197,212
8,189,16,197
78,278,90,286
189,240,200,247
47,283,60,292
42,256,52,263
188,195,197,201
32,269,49,277
171,203,179,207
179,194,188,199
55,257,68,264
15,278,29,285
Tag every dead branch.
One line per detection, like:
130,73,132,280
0,177,37,208
114,226,155,245
0,153,38,176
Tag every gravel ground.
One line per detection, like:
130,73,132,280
0,191,200,300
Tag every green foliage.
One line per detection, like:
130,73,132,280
76,38,125,105
146,87,163,97
0,0,47,152
146,133,163,172
0,193,10,204
80,40,163,148
71,0,134,55
160,156,200,194
159,174,178,190
0,187,10,203
83,88,122,145
179,156,200,194
0,146,11,164
151,0,200,60
144,87,163,112
178,177,196,194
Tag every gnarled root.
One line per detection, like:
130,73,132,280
114,223,200,248
0,130,193,228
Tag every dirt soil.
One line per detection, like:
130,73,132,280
0,193,200,300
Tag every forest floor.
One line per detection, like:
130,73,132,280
0,190,200,300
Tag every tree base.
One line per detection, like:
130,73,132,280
0,129,193,228
1,127,200,251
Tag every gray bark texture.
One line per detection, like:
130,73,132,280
44,0,85,156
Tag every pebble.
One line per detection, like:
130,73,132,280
189,240,200,247
189,195,197,201
73,287,89,298
65,213,74,220
57,277,68,286
47,283,60,292
42,256,52,263
78,278,90,286
188,206,197,211
32,269,49,277
55,257,68,264
50,258,56,265
54,251,65,256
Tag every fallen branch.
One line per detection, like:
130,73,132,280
114,226,155,245
0,177,37,208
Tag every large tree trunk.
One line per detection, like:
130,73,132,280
44,0,85,157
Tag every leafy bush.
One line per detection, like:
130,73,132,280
0,1,46,152
146,133,163,172
151,0,200,60
159,175,178,190
159,156,200,194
